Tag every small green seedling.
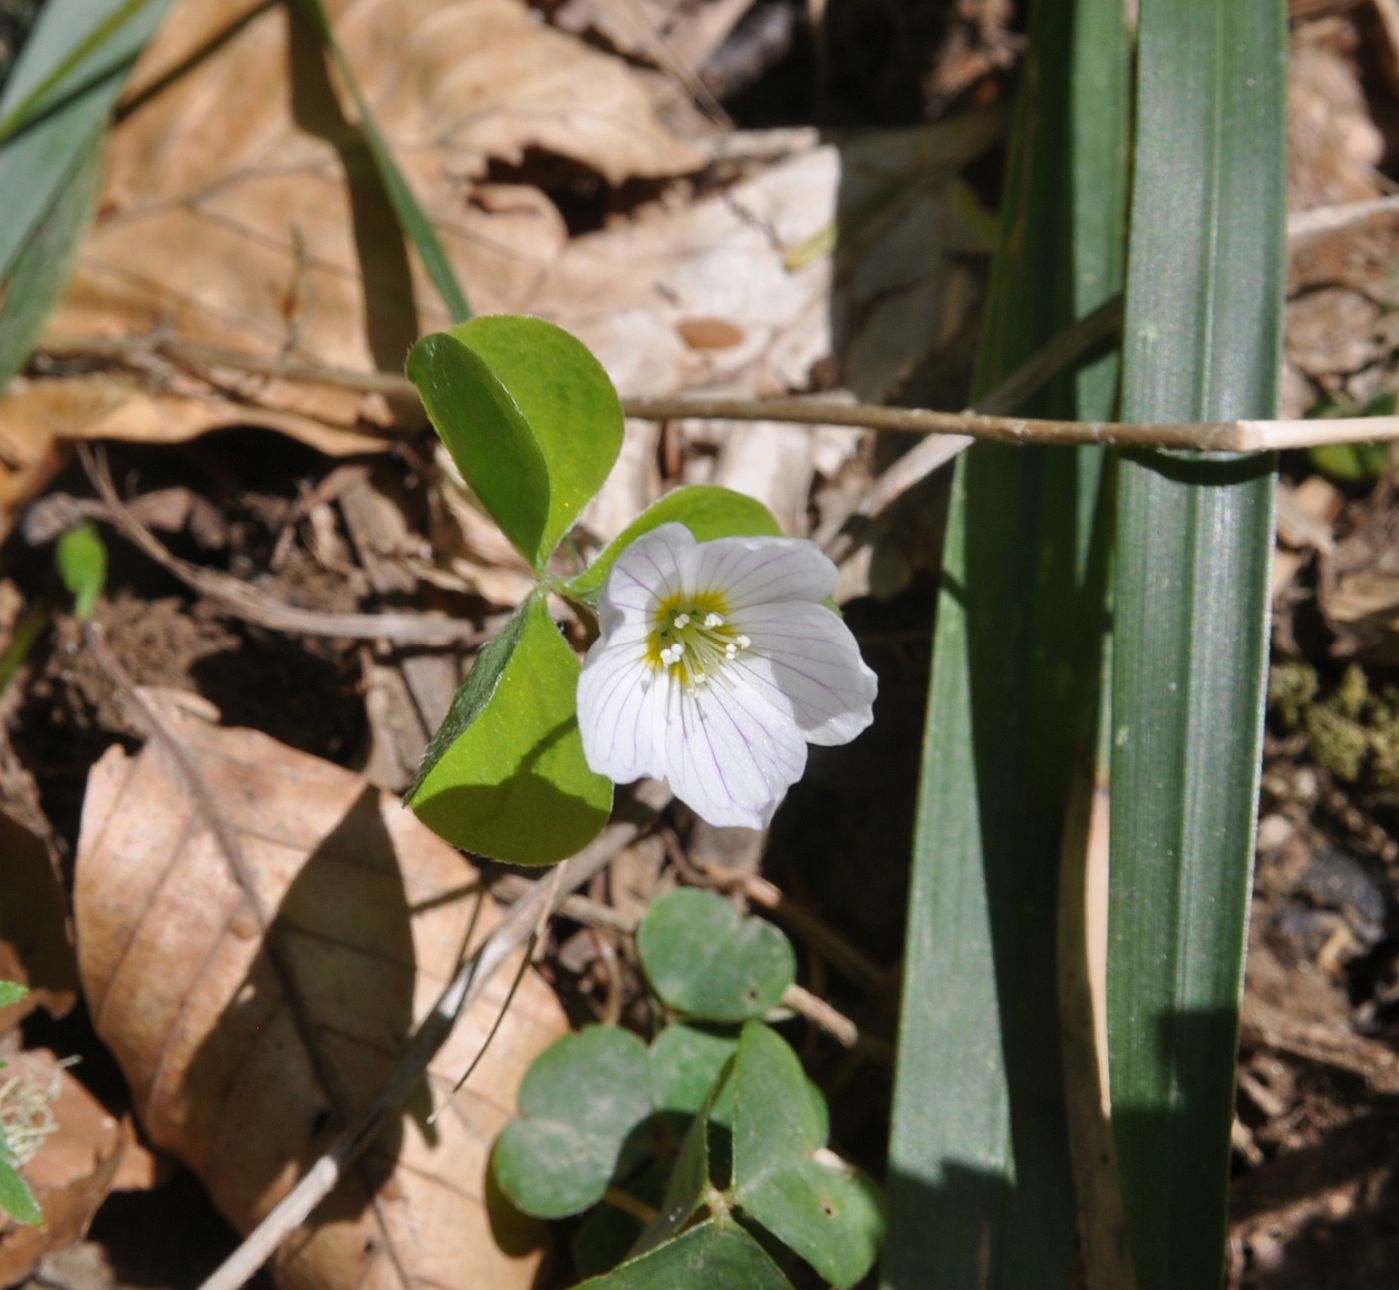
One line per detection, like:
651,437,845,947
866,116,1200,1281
56,520,106,619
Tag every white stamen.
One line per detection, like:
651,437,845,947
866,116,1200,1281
693,672,709,686
724,642,737,658
736,635,751,649
703,613,724,628
673,613,691,629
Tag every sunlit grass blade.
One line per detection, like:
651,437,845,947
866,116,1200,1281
882,0,1126,1284
0,0,170,282
1107,3,1285,1288
0,133,103,391
292,0,471,323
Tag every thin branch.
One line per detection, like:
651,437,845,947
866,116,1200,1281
197,782,671,1290
42,329,1399,451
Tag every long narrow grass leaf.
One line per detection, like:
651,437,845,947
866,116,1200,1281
883,1,1126,1283
0,133,103,391
1107,3,1286,1287
291,0,471,323
0,0,170,281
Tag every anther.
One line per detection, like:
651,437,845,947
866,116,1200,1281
673,613,691,629
703,613,724,628
736,635,751,649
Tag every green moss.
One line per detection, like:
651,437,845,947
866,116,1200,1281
1269,658,1318,730
1273,658,1399,793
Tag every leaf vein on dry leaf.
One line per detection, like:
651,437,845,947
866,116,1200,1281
89,803,200,1032
429,1071,514,1125
142,900,259,1129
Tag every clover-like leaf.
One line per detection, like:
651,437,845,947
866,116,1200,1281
637,888,795,1022
407,594,612,865
408,315,623,570
565,486,782,606
578,1217,793,1290
648,1023,737,1125
731,1022,885,1289
492,1027,652,1220
629,1073,716,1259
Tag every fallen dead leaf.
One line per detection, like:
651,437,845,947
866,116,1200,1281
547,115,1000,546
0,0,704,535
0,1050,129,1285
0,811,78,1038
74,689,567,1288
41,0,696,412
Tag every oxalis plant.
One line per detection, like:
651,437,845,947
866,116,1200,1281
404,317,883,1284
492,889,884,1287
405,315,877,862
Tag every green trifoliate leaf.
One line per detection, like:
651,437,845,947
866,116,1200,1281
577,1218,794,1290
408,315,623,570
407,594,612,865
637,888,795,1022
648,1023,737,1125
565,486,782,606
731,1022,885,1289
492,1026,653,1220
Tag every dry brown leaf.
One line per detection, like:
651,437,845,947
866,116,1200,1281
0,379,386,545
1288,19,1384,211
0,812,78,1038
74,689,567,1288
0,0,702,532
0,1050,129,1284
39,0,696,403
549,116,1000,544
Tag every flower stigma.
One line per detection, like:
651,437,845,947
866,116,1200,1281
644,590,749,688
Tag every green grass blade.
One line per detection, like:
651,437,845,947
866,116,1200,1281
1107,3,1285,1288
292,0,470,323
0,0,170,281
0,132,104,391
0,0,153,142
882,0,1126,1284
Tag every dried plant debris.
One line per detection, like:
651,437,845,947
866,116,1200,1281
0,1051,129,1284
74,689,568,1288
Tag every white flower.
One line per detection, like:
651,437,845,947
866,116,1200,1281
576,523,877,829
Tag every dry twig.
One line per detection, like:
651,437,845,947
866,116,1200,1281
37,315,1399,453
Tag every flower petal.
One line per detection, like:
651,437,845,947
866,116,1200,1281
597,523,697,633
731,601,877,745
660,679,807,829
577,639,668,785
686,534,837,610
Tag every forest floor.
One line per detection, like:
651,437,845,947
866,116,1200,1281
2,1,1399,1287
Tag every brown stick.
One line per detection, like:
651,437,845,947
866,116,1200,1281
40,329,1399,452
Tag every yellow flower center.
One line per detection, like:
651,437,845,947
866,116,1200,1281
645,590,751,688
